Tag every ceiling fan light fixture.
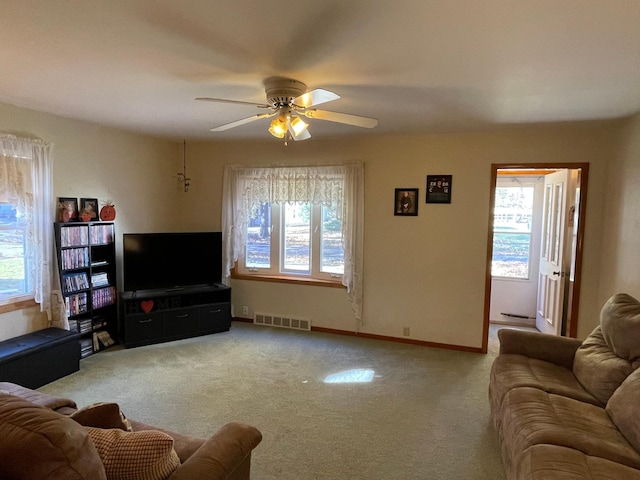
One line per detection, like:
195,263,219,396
268,116,287,138
289,116,309,136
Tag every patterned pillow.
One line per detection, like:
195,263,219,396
85,427,180,480
70,402,132,431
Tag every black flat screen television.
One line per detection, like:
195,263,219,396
123,232,223,292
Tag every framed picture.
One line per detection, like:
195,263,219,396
57,197,78,222
426,175,452,204
79,197,99,221
394,188,418,216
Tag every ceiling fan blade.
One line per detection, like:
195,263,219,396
302,109,378,128
210,112,275,132
293,88,340,108
196,97,270,108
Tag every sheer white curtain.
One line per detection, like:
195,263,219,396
0,134,66,327
222,162,365,322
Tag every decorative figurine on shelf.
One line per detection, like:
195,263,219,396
99,200,116,221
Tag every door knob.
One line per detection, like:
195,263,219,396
552,271,561,276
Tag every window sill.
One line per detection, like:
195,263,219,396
231,273,346,289
0,298,37,315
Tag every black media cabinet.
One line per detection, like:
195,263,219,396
119,284,231,348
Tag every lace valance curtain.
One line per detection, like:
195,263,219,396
0,137,33,213
0,134,66,327
222,162,365,323
240,166,345,209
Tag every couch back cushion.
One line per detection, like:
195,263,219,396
573,327,634,405
573,293,640,406
600,293,640,361
607,367,640,452
0,393,106,480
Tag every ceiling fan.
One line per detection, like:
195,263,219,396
196,77,378,142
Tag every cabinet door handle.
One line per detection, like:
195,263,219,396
209,309,222,314
176,314,189,318
139,319,152,324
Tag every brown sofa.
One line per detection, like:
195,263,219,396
489,293,640,479
0,382,262,480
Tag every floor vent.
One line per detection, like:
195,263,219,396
254,313,311,331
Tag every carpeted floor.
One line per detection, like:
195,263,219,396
40,322,514,480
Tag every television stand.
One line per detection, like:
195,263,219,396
119,284,231,348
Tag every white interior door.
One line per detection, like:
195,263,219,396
536,169,570,335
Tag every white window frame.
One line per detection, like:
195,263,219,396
0,202,32,305
238,202,344,282
491,180,536,280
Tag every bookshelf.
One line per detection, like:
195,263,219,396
54,222,118,357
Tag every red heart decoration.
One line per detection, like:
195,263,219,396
141,300,154,314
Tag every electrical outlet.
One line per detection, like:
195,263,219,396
242,306,249,316
403,326,410,336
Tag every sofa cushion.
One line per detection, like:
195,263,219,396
85,426,180,480
489,353,600,428
499,386,640,471
128,418,206,463
71,402,132,431
600,293,640,362
600,293,640,361
573,326,634,405
0,393,106,479
606,367,640,452
516,444,640,480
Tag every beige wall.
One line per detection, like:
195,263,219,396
1,99,634,349
599,113,640,307
180,122,619,348
0,102,180,340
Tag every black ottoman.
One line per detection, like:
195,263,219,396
0,327,81,388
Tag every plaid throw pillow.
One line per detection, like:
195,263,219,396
85,427,180,480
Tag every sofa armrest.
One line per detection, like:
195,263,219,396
168,422,262,480
0,382,77,411
497,328,583,369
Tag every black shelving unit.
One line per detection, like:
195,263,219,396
54,221,117,357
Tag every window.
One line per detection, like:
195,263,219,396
0,202,31,302
222,163,364,320
0,134,61,323
492,185,535,279
242,202,344,280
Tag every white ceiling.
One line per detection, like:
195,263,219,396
2,0,640,141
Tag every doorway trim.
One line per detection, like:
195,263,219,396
482,163,590,353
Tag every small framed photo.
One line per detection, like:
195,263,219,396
57,197,78,222
394,188,419,216
79,198,99,221
426,175,452,204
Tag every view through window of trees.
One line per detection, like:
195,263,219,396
0,202,29,301
492,186,534,279
245,202,344,279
